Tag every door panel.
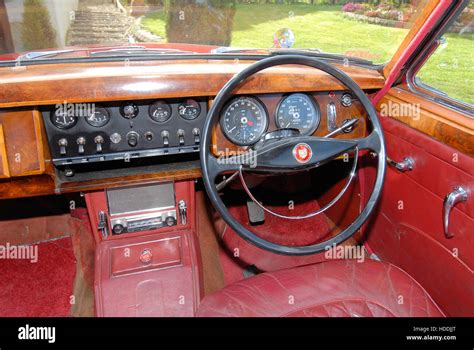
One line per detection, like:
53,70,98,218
366,95,474,317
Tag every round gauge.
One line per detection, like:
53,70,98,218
85,105,110,127
220,96,268,146
149,101,172,123
50,108,77,129
120,102,139,119
275,93,320,135
178,99,201,120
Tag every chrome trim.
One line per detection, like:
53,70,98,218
324,118,359,138
327,102,337,131
238,147,359,220
387,156,415,172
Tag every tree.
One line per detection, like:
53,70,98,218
164,0,236,46
21,0,57,51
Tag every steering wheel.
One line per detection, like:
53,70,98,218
200,55,386,255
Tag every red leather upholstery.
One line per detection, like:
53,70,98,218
197,259,444,317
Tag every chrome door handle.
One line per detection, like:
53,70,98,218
443,186,468,238
387,156,415,172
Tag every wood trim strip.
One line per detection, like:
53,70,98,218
0,60,385,108
32,109,46,174
376,87,474,156
0,124,10,178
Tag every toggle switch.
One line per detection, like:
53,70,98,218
177,129,185,146
192,128,200,144
58,138,68,155
161,130,169,147
94,135,104,153
76,136,86,154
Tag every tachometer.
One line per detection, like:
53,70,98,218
220,96,268,146
275,93,320,135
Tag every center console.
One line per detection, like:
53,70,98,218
86,180,202,317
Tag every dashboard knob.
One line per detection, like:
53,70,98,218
165,216,176,227
112,223,125,235
58,138,68,155
76,136,86,154
127,131,139,147
341,93,353,107
94,135,104,153
145,131,153,142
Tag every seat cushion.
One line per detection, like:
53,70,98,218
197,259,444,317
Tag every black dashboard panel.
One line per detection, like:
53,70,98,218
42,99,207,167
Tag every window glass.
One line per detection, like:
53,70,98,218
416,1,473,105
0,0,429,65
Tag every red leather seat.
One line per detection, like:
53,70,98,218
197,259,444,317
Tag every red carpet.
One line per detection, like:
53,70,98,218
0,237,76,317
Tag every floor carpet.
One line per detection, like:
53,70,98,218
0,237,76,317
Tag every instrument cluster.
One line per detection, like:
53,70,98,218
220,92,355,146
43,98,207,167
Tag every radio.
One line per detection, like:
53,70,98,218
110,211,177,234
105,182,178,236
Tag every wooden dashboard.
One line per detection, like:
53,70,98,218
0,58,384,200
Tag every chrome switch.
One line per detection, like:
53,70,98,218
161,130,169,147
178,200,187,225
177,129,185,146
193,128,200,144
327,102,337,131
76,136,86,154
58,138,68,155
94,135,104,153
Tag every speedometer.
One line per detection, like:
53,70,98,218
275,93,320,135
220,97,268,146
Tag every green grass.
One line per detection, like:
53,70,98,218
417,32,473,104
141,11,166,39
142,4,473,105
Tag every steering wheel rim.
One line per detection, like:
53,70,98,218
200,55,386,255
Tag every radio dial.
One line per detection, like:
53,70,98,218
112,223,125,234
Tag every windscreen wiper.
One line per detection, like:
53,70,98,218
14,46,196,62
212,47,374,66
89,47,196,57
16,49,75,61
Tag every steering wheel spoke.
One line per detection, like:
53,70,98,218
246,136,358,173
355,130,383,154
